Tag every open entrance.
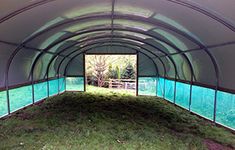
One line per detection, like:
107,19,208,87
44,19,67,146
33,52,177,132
85,54,137,95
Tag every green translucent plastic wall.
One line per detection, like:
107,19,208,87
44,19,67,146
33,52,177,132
34,81,48,102
175,82,190,109
157,78,164,98
49,79,59,96
0,91,7,117
0,78,66,117
191,85,215,120
66,77,84,91
164,79,175,102
59,78,66,93
9,85,33,112
141,77,235,130
216,91,235,129
138,77,157,96
0,76,234,130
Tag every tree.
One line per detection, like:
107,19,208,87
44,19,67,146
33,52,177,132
121,63,136,79
107,64,118,79
86,55,109,87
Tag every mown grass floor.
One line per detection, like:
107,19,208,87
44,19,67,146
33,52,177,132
0,87,234,150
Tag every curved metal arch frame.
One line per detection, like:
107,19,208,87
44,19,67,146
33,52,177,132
3,8,221,121
64,44,160,93
4,28,219,123
28,26,221,110
40,27,194,80
5,12,211,91
62,43,165,96
26,24,220,121
5,12,218,87
42,32,165,76
43,38,169,99
50,40,165,79
45,39,168,97
42,28,194,102
63,44,160,76
27,31,174,104
53,39,168,97
30,30,178,82
57,41,163,78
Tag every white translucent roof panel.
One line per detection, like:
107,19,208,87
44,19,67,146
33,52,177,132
209,44,235,90
116,0,235,45
151,27,199,51
48,56,58,78
139,53,157,76
0,0,112,43
33,53,54,81
27,20,111,48
66,54,84,76
138,50,165,77
114,19,154,31
0,0,45,18
160,57,176,78
171,54,192,81
8,48,39,86
185,50,217,86
114,30,179,54
58,57,70,76
0,43,16,88
188,0,235,24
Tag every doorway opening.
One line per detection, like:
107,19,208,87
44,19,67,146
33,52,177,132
85,54,137,95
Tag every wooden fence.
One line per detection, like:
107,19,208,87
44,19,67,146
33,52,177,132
107,79,136,90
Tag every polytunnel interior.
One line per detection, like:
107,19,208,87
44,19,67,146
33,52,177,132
0,0,235,130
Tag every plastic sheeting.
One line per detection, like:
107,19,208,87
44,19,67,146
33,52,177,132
216,91,235,129
0,78,66,117
0,91,7,117
9,85,33,112
138,77,157,96
66,77,84,91
48,79,59,96
191,85,215,120
59,78,66,93
0,0,234,90
175,82,190,109
0,0,234,131
34,81,48,102
139,77,235,130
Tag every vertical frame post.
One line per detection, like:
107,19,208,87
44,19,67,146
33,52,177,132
47,75,50,97
83,53,86,92
65,76,67,92
6,88,10,114
213,89,218,122
173,79,177,104
189,84,193,111
57,75,60,95
136,53,139,96
31,75,35,104
163,78,166,99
